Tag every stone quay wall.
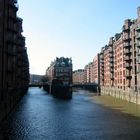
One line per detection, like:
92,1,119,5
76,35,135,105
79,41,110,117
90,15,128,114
101,86,140,105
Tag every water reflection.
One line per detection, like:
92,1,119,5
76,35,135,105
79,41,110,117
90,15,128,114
0,87,140,140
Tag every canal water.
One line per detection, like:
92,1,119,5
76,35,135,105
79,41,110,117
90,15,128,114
0,87,140,140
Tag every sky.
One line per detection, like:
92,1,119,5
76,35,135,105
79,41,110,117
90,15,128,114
17,0,140,75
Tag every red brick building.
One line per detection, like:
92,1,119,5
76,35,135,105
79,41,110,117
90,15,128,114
100,7,140,104
92,54,100,84
46,57,72,86
0,0,29,121
73,69,84,84
114,33,124,89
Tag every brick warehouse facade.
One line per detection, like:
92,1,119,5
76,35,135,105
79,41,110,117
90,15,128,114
92,54,100,84
73,69,84,84
0,0,29,121
100,7,140,104
46,57,72,86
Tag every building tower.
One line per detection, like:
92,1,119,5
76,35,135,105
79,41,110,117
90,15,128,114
108,37,114,86
122,19,133,88
136,7,140,91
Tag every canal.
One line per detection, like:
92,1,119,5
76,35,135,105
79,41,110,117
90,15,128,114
0,87,140,140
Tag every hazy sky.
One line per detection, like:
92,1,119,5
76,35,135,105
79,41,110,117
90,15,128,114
18,0,140,75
